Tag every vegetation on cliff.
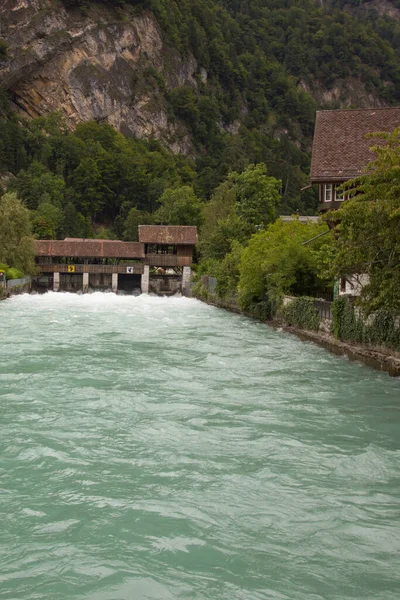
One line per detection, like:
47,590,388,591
0,107,197,240
56,0,400,208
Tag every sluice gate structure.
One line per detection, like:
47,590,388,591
34,226,197,295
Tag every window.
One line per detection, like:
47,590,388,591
335,185,346,201
324,184,332,202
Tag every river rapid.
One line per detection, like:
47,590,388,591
0,293,399,600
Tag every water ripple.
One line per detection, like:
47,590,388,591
0,293,399,600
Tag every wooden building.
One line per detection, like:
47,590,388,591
310,107,400,212
34,226,198,294
138,225,198,268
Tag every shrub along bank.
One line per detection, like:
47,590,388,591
331,297,400,352
281,297,320,332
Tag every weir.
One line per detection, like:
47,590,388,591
33,226,197,296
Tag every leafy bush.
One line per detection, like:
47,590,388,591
0,263,24,280
247,299,277,322
367,311,400,349
332,297,400,350
332,297,364,342
6,267,24,280
192,281,209,302
238,219,334,311
282,297,320,331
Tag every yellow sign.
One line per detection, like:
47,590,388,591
67,265,75,273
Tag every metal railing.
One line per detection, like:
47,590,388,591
314,299,332,321
6,276,32,289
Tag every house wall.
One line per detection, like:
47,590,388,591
318,182,347,212
339,274,370,297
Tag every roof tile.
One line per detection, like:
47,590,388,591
310,107,400,182
138,226,198,245
35,240,145,259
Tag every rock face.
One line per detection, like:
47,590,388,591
0,0,393,154
0,0,196,153
298,77,386,110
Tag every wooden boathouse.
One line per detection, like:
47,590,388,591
34,226,197,294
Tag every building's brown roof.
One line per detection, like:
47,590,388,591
310,107,400,182
35,239,145,259
138,225,198,245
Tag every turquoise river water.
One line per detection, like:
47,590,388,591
0,293,399,600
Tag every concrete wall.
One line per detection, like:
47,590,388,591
141,265,149,294
89,273,112,291
200,275,217,296
339,274,369,297
6,277,32,295
182,266,191,296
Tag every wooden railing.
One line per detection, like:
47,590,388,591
37,264,144,275
144,254,191,267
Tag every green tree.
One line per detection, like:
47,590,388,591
32,199,64,239
0,192,36,274
155,186,203,226
238,218,333,310
123,208,153,242
11,162,66,210
328,129,400,314
229,164,281,233
199,179,244,260
62,201,89,238
70,157,112,219
213,240,244,300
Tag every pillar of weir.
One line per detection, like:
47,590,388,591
53,272,60,292
112,272,118,294
182,266,191,296
82,272,89,294
141,265,149,294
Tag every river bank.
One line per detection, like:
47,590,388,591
195,294,400,377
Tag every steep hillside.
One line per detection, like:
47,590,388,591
1,0,400,215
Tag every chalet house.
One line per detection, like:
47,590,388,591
310,107,400,213
310,107,400,297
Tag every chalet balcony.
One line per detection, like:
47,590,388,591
144,254,192,267
318,200,345,213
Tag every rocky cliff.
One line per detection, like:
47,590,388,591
1,0,399,163
0,0,197,152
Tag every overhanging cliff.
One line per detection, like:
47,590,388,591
0,0,197,152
